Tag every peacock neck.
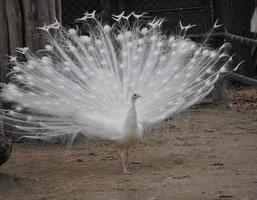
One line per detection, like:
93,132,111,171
128,98,137,119
123,98,138,131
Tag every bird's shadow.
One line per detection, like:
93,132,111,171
0,172,20,190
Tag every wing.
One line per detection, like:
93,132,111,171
135,39,233,126
1,18,128,140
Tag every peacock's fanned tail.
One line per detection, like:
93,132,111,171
0,12,239,139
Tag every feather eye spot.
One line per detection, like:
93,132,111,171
150,35,157,41
13,66,21,72
15,106,23,111
205,80,211,86
100,49,106,54
160,56,166,61
117,34,124,41
100,60,107,66
34,101,41,105
162,79,168,83
190,58,196,63
137,48,143,53
127,42,132,48
28,92,35,97
64,67,71,72
171,42,177,48
185,73,191,78
41,56,51,64
220,66,228,73
157,41,162,47
165,88,170,92
88,46,94,51
210,52,216,57
27,64,34,69
26,116,33,121
45,45,53,51
122,51,128,57
28,81,34,86
68,28,76,35
154,50,159,55
138,38,144,45
196,77,201,82
146,63,151,68
206,68,212,74
190,44,196,49
8,110,15,115
125,31,132,38
16,75,24,80
133,56,139,61
195,50,201,55
203,50,209,55
44,92,50,96
43,79,51,84
80,35,91,43
103,25,111,32
88,56,94,61
141,27,148,35
95,39,102,46
168,36,175,43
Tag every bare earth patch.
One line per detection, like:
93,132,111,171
1,87,257,200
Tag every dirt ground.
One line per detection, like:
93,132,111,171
0,87,257,200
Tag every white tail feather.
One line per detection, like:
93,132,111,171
1,12,235,140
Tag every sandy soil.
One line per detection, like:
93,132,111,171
0,88,257,200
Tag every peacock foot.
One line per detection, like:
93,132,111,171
122,169,131,175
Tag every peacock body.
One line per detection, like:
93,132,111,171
0,11,239,173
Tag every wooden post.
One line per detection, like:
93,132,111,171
0,0,9,83
0,0,9,136
5,0,23,54
22,0,62,51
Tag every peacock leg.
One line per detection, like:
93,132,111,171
64,150,73,167
125,146,130,169
118,147,130,174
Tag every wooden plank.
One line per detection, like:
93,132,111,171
0,0,9,136
48,0,56,23
22,0,40,52
0,0,9,83
5,0,23,55
37,0,50,50
56,0,62,23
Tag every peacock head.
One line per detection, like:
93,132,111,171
131,93,141,100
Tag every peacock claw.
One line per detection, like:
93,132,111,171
122,169,131,175
66,160,72,167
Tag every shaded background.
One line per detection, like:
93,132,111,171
0,0,256,137
0,0,256,81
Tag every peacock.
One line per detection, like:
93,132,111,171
0,11,240,173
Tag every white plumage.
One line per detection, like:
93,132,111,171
0,12,238,173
